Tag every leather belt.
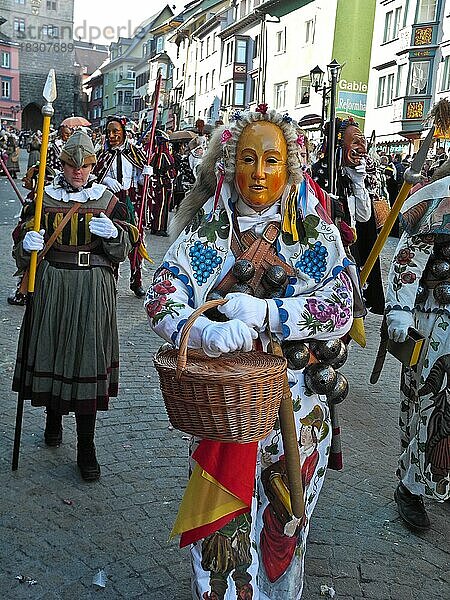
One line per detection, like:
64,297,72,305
45,249,113,269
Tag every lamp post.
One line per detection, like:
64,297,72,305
310,59,342,194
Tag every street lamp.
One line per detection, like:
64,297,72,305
309,59,342,194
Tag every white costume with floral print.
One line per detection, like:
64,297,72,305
146,179,355,599
386,178,450,501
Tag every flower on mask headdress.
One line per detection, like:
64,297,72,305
230,109,242,121
296,134,306,147
220,129,233,144
282,113,292,123
255,103,268,115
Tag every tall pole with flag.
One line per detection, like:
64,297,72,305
12,69,57,471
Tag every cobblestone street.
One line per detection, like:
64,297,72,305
0,166,448,599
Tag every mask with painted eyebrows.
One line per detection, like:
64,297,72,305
234,121,288,210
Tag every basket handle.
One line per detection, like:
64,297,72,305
176,298,227,379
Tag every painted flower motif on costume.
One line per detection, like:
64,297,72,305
391,236,432,301
220,129,233,144
255,103,269,115
146,269,185,325
296,134,306,147
299,280,352,335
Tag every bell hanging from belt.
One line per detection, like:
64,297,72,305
433,282,450,305
232,259,255,283
428,258,450,280
326,372,349,404
281,341,310,370
304,362,337,395
309,339,348,368
434,237,450,260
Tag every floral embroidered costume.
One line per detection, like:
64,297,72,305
146,109,356,599
386,167,450,527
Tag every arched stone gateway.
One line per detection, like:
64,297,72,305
21,103,43,131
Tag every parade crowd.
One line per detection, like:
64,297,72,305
3,106,449,600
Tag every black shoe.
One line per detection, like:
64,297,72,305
77,445,101,481
7,293,26,306
394,483,430,531
130,284,145,298
152,230,168,237
44,409,63,447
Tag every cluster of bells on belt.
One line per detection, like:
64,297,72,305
205,258,289,321
416,239,450,306
205,258,349,405
282,338,349,405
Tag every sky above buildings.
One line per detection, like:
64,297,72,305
73,0,184,44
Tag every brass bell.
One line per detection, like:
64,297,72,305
262,265,288,289
429,258,450,280
433,282,450,305
283,342,310,370
232,259,255,283
304,362,337,395
326,372,349,404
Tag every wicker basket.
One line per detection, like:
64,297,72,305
153,298,286,443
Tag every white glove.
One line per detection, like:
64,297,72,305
201,319,258,358
102,176,123,193
386,310,414,343
23,229,45,252
218,293,267,331
89,212,118,239
346,160,366,184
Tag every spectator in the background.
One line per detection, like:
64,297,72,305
27,131,41,169
171,140,195,212
5,134,20,179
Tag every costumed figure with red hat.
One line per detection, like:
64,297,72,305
145,106,360,599
94,115,151,297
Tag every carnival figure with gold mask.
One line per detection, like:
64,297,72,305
12,130,138,481
145,107,359,599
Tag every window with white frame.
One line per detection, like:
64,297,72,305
212,32,217,52
200,41,204,60
225,40,234,65
305,19,315,44
199,75,203,94
47,0,57,9
441,56,450,91
409,60,430,94
1,52,10,68
253,34,260,59
1,79,11,98
396,63,406,96
296,76,311,105
393,7,402,37
377,73,395,106
274,81,287,109
236,39,247,63
211,69,215,89
275,29,286,54
206,36,210,57
15,0,25,4
156,36,164,53
205,73,209,91
13,18,25,36
416,0,437,22
377,77,386,107
234,82,245,106
104,96,108,109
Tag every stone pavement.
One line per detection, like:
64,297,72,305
0,166,448,600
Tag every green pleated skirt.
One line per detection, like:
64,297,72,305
13,260,120,414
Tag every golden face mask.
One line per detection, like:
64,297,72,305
235,121,288,210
